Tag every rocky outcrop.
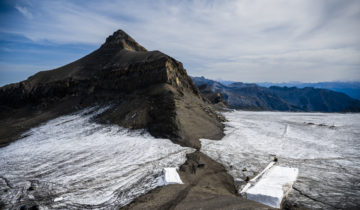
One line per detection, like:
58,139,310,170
0,30,223,148
197,84,227,107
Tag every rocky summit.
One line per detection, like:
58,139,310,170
0,30,224,148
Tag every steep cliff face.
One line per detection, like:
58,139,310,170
0,30,223,148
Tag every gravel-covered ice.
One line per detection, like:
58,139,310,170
0,107,194,209
201,111,360,209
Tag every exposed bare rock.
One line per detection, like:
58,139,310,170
0,30,223,148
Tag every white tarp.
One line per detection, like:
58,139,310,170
244,166,298,208
162,168,183,185
54,197,64,202
240,161,276,194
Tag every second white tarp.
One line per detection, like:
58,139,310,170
161,168,184,185
244,166,298,208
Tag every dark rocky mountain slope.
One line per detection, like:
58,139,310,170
192,76,360,112
0,30,224,148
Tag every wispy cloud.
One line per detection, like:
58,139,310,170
2,0,360,83
14,4,33,19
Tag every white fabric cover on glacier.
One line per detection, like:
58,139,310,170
161,168,183,185
244,166,298,208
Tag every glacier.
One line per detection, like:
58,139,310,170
0,107,194,209
201,111,360,209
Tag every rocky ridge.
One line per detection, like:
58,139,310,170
0,30,223,148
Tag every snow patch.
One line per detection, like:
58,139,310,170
244,166,298,208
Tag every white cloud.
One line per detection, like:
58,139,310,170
5,0,360,82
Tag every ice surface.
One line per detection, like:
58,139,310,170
245,166,298,208
201,111,360,209
0,107,194,209
161,168,183,185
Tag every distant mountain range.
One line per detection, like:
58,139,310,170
192,77,360,112
257,81,360,100
219,80,360,100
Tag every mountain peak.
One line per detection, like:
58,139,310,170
101,29,147,52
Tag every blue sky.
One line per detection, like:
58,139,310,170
0,0,360,86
